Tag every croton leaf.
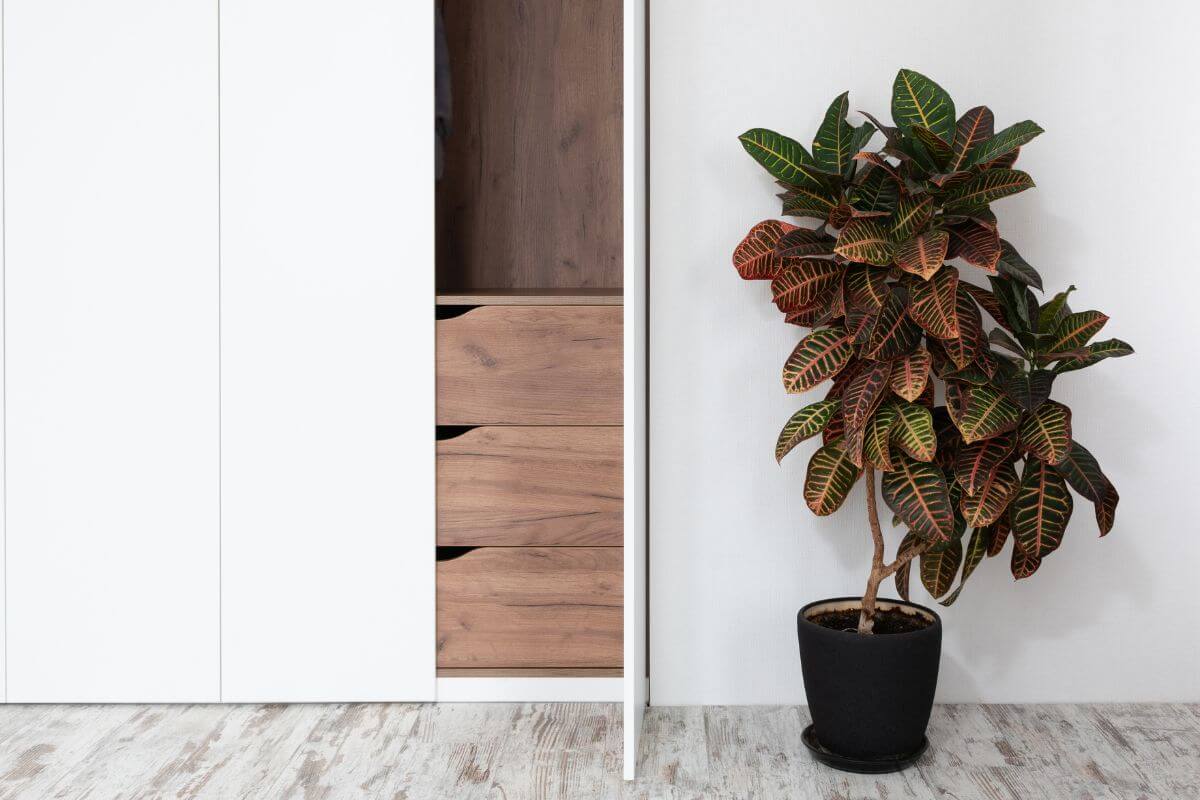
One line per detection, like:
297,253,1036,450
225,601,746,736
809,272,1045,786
848,167,900,215
739,129,832,190
955,384,1022,443
920,537,963,598
844,264,889,311
1095,481,1118,536
1002,369,1055,411
989,327,1027,357
894,532,918,601
863,404,899,470
889,194,935,241
1011,458,1074,558
822,409,845,444
946,219,1001,272
843,361,893,431
834,219,894,266
883,453,956,543
908,266,960,338
949,106,995,172
1038,286,1075,332
955,430,1016,496
782,327,854,393
889,401,936,462
775,399,841,463
781,184,839,220
943,169,1036,212
771,258,844,312
890,349,930,401
996,239,1043,290
775,227,837,257
967,120,1044,168
845,122,877,179
981,148,1021,170
863,290,923,359
804,439,863,515
1053,338,1134,373
962,281,1015,333
910,125,953,169
1052,440,1107,502
985,515,1011,557
733,220,799,280
895,230,949,280
938,287,985,368
1042,311,1110,356
961,461,1020,527
1010,542,1042,580
812,92,855,175
939,525,989,606
891,69,956,143
1018,401,1073,466
852,151,904,184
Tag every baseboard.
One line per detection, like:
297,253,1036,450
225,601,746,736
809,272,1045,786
435,676,623,703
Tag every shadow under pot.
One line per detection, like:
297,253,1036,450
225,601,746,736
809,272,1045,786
796,597,941,773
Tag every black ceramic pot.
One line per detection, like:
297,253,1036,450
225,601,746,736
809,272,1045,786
797,597,941,768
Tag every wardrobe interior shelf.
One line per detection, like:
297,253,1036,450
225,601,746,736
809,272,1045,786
435,289,623,306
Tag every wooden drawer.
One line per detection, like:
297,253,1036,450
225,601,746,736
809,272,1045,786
436,305,621,425
438,426,622,547
437,547,622,669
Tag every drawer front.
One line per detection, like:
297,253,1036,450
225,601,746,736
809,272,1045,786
437,547,622,669
436,305,621,425
438,426,622,547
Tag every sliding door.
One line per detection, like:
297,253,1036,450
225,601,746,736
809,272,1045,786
4,0,220,701
219,0,435,701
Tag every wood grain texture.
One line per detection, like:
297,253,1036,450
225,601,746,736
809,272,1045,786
437,668,623,677
437,306,622,425
0,703,1195,797
438,547,623,669
436,289,623,306
439,426,622,547
437,0,623,291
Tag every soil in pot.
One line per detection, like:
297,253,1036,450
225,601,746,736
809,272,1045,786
808,607,932,635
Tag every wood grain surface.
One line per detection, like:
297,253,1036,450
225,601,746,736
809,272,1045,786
436,306,622,425
436,289,623,306
438,426,622,547
437,547,622,669
436,0,623,291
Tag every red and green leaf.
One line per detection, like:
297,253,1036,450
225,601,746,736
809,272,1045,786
891,69,956,144
966,120,1044,168
908,266,960,338
939,525,990,606
1018,400,1072,465
889,194,934,241
895,230,949,280
910,125,953,169
920,538,963,598
1042,311,1110,356
782,185,840,220
894,532,919,601
1011,459,1074,558
844,264,889,311
985,515,1011,557
834,219,894,266
890,349,930,402
1052,440,1107,502
889,401,937,462
863,291,922,359
863,404,899,470
782,327,854,393
733,219,799,280
1095,481,1118,536
843,361,893,431
961,461,1020,527
946,219,1001,272
943,169,1035,211
1010,542,1042,579
774,227,837,257
1053,338,1133,373
775,399,841,463
955,384,1022,443
883,453,956,543
771,258,843,312
996,239,1043,290
949,106,994,172
804,440,863,515
955,431,1016,496
1002,369,1055,411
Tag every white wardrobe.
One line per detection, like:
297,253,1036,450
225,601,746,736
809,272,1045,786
0,0,646,773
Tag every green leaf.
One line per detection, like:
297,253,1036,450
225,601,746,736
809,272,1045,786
961,461,1020,527
967,120,1044,167
989,327,1027,357
891,69,956,143
889,401,937,463
1002,369,1056,411
812,92,855,175
920,538,963,598
834,219,894,266
986,515,1011,557
776,399,841,463
910,125,953,169
844,264,888,311
1043,311,1109,356
889,349,930,402
740,128,831,190
770,258,844,313
943,169,1036,212
955,431,1016,496
844,122,878,179
996,239,1043,290
847,167,900,215
949,106,994,172
1018,400,1072,466
889,195,934,241
864,290,923,359
883,453,956,543
1096,481,1118,536
843,361,892,431
1053,440,1108,502
956,384,1022,443
1011,459,1074,558
863,404,899,470
908,265,960,338
1038,286,1076,331
939,525,989,606
782,327,854,393
781,184,839,220
1053,338,1134,373
732,219,799,280
895,230,949,281
804,440,863,515
1010,541,1042,579
774,227,837,257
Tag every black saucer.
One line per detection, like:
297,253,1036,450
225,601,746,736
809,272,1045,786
801,724,928,774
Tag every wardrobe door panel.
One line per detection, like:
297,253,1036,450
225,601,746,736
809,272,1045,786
220,0,435,701
4,0,220,702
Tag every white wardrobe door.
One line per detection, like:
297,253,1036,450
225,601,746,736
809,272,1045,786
220,0,435,701
4,1,220,701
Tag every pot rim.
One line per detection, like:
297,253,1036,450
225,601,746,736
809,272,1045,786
798,596,941,633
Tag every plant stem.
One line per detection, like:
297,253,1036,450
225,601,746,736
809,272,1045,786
857,466,931,635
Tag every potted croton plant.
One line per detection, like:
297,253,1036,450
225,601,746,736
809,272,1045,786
732,69,1132,772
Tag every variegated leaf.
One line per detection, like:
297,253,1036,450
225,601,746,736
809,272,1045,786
949,106,994,172
1012,459,1074,558
939,287,984,369
1010,541,1042,579
946,219,1001,272
847,167,900,216
939,525,989,606
956,384,1022,443
1096,480,1118,536
804,439,863,516
883,453,956,543
967,120,1044,167
889,401,937,462
733,219,799,280
843,361,893,431
890,349,930,402
774,227,837,257
891,69,956,143
895,230,949,280
920,538,963,598
863,404,899,470
955,431,1016,496
834,219,894,266
782,327,854,394
961,461,1020,527
770,258,843,312
985,515,1011,557
996,239,1043,289
1018,401,1072,466
908,266,960,338
863,290,922,359
822,409,845,444
1038,286,1075,332
1043,311,1109,356
943,169,1035,211
781,184,839,220
889,194,934,241
812,92,854,174
1052,440,1107,502
962,280,1015,333
1002,369,1055,411
1053,338,1134,373
910,125,953,169
844,264,889,311
740,129,831,190
775,399,841,463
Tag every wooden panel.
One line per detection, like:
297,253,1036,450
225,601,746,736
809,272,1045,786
438,427,622,547
437,306,622,425
438,547,622,669
437,668,623,677
436,289,622,306
220,0,435,701
4,0,219,702
436,0,623,290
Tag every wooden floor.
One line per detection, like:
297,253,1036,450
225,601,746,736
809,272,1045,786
0,703,1195,799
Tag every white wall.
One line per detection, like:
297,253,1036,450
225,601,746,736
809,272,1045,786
650,0,1200,704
